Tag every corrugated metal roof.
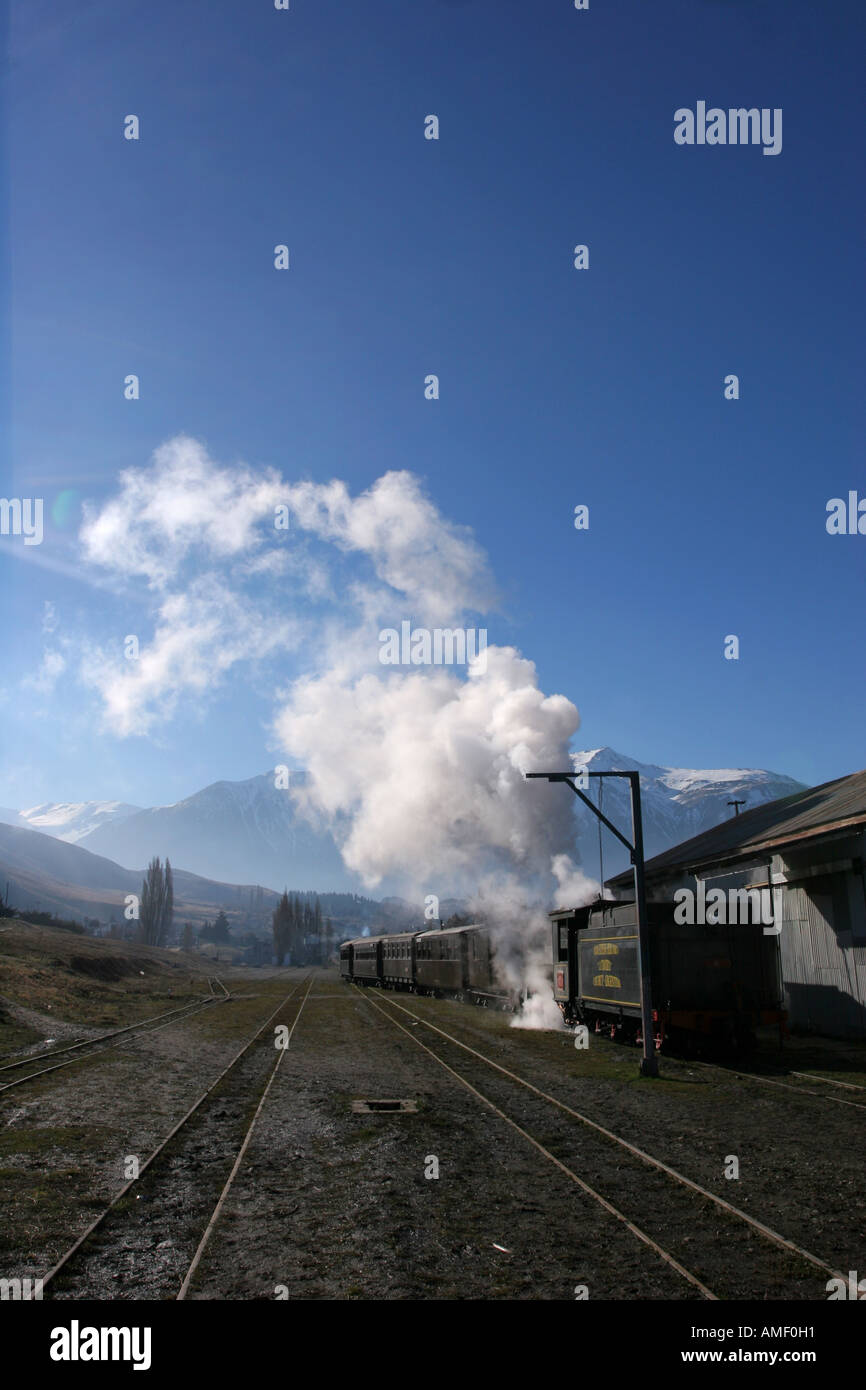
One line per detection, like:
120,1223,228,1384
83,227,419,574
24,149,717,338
608,767,866,886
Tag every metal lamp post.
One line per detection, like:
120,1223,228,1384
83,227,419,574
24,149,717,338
526,769,659,1078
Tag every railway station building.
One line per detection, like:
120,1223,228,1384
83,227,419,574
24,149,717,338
607,769,866,1039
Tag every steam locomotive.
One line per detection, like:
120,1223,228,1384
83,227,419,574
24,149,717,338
340,923,520,1009
340,898,786,1054
551,899,786,1052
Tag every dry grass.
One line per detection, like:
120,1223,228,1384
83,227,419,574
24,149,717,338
0,918,217,1051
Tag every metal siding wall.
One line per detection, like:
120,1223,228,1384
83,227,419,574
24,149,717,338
778,885,808,988
648,860,866,1038
778,877,866,1036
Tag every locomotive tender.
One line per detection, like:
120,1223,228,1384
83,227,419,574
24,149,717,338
340,923,518,1008
552,899,786,1051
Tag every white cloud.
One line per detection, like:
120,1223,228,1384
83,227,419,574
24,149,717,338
285,471,495,624
79,439,492,624
74,436,497,735
69,433,591,998
80,578,297,737
23,648,66,696
79,435,285,588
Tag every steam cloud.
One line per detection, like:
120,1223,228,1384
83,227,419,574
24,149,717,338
77,436,599,1023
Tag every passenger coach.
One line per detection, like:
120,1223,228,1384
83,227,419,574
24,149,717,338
340,923,519,1009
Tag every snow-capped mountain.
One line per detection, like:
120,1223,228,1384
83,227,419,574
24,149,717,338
8,751,808,895
569,747,807,880
75,772,356,892
18,801,142,844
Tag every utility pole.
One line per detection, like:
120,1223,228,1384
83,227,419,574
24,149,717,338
526,768,659,1078
728,799,746,817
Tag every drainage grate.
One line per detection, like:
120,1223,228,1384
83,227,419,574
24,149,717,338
351,1099,417,1114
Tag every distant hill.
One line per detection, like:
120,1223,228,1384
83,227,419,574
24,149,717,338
4,750,809,898
0,822,399,939
0,821,280,927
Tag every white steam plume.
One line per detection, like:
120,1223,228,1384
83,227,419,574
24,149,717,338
76,436,597,1022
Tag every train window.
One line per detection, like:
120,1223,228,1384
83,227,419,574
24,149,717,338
558,926,569,961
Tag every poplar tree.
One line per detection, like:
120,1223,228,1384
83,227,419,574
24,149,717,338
164,859,174,944
272,890,291,964
313,896,323,962
139,856,174,946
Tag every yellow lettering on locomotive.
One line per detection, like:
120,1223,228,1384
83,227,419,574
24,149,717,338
593,973,622,989
592,942,619,956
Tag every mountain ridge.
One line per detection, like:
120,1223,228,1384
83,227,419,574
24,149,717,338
569,747,807,879
5,750,809,896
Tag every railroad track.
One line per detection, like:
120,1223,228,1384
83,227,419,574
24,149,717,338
42,975,314,1300
558,1028,866,1113
358,986,846,1301
679,1056,866,1111
789,1069,866,1091
0,992,231,1096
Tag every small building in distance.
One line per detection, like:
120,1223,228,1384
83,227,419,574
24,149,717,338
607,769,866,1039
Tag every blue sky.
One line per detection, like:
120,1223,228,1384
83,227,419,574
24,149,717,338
1,0,864,811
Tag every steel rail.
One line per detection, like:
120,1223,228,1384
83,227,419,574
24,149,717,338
367,990,845,1284
0,996,215,1076
40,976,311,1294
789,1069,866,1093
687,1057,866,1111
358,985,716,1298
177,973,315,1299
0,999,219,1095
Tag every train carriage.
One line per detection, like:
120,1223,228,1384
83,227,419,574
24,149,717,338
414,926,468,996
465,925,517,1008
341,923,521,1009
381,931,419,990
351,935,385,984
339,941,354,980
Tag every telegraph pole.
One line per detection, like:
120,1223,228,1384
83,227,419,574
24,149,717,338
526,768,659,1078
728,799,746,817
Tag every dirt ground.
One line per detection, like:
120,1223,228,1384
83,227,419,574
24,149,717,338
2,947,864,1302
